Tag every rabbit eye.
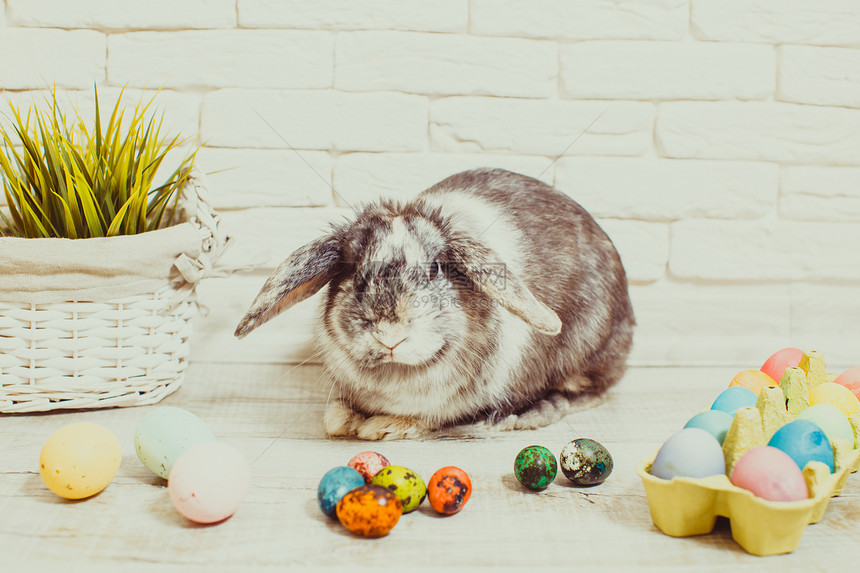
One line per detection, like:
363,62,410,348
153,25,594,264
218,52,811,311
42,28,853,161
428,261,440,281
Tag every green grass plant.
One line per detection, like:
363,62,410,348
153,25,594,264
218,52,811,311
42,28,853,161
0,86,197,239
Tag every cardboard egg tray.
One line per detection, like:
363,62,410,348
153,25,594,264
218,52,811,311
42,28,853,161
637,351,860,556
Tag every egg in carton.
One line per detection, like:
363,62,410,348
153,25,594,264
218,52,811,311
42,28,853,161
637,351,860,556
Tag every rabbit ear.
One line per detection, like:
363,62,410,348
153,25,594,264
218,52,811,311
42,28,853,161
450,235,562,335
235,235,342,338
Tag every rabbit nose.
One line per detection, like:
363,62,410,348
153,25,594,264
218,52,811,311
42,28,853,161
372,333,407,350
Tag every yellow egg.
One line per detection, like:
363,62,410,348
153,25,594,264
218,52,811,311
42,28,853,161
40,422,122,500
809,382,860,418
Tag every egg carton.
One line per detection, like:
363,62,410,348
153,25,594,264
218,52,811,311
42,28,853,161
638,351,860,556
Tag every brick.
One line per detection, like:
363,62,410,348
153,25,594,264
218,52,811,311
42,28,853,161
471,0,686,40
333,153,553,207
669,220,860,281
218,207,352,272
431,98,654,156
596,220,668,283
196,148,334,209
692,0,860,46
629,283,792,366
781,166,860,222
192,274,322,364
0,29,104,89
556,157,777,221
7,0,235,29
779,46,860,108
790,285,860,368
201,90,427,152
238,0,467,32
336,32,555,98
561,42,774,100
108,31,333,89
657,102,860,165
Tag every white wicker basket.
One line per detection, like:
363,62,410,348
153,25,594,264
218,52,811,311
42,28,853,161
0,172,227,413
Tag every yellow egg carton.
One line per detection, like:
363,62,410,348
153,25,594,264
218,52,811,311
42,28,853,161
637,351,860,556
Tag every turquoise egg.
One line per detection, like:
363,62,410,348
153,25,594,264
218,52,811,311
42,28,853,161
135,407,216,479
684,410,734,444
710,387,758,415
318,466,365,518
767,419,834,473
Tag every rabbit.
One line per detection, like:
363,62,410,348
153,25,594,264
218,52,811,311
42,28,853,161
235,168,635,440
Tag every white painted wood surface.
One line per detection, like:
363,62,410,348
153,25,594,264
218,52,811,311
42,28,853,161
1,363,858,570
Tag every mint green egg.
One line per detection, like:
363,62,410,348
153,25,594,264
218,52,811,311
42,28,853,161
135,407,216,479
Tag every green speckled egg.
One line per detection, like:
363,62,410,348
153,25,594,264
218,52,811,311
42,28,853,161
559,438,614,486
514,445,557,490
370,465,426,513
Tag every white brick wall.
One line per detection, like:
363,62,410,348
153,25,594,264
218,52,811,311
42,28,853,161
1,2,859,368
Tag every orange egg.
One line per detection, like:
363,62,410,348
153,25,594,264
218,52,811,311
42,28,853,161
729,369,776,396
834,366,860,400
760,347,804,384
336,484,402,537
427,466,472,515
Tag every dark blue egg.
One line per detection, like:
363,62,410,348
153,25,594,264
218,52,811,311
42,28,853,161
318,466,365,518
767,419,834,473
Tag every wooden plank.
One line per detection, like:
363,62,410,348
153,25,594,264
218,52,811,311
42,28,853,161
1,364,858,569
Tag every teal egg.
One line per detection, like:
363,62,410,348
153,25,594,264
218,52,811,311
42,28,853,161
710,387,758,415
318,466,365,518
135,407,216,479
684,410,734,444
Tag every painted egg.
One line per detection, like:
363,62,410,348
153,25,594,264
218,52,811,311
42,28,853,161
317,466,365,518
348,451,390,483
39,422,122,500
514,445,557,490
730,446,809,502
710,387,758,415
796,404,855,447
760,347,804,384
168,442,251,524
729,369,778,395
559,438,614,486
135,407,216,479
370,465,426,513
809,382,860,418
683,410,734,445
336,484,402,537
650,428,725,480
427,466,472,515
767,419,834,473
834,366,860,400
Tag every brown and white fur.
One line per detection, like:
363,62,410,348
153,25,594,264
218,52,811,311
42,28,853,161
235,169,635,440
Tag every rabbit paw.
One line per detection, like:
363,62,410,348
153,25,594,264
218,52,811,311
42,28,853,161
355,415,431,441
324,400,366,437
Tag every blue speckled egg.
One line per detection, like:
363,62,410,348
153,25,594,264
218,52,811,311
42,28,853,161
318,466,365,518
767,419,834,473
710,387,758,415
684,410,734,445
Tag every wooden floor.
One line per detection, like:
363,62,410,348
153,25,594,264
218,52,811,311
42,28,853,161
2,362,859,571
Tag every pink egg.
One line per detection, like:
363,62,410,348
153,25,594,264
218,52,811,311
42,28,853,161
834,366,860,400
760,347,804,384
730,446,809,502
348,451,391,482
168,442,251,524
